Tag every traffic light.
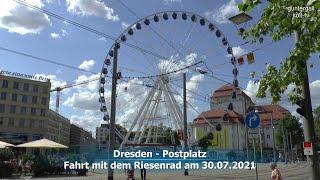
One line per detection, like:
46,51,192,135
207,132,213,140
296,99,306,118
216,124,222,131
178,129,183,140
223,113,229,121
228,102,233,110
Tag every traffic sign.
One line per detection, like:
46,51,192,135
245,112,261,129
303,142,313,155
248,129,259,138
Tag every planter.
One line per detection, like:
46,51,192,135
76,169,88,176
0,163,13,178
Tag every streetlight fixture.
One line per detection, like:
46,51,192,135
228,12,253,25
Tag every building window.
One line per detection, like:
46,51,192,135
13,82,19,90
10,105,16,114
41,97,47,105
23,83,29,92
32,96,37,104
22,95,28,103
20,107,27,115
32,134,41,140
10,94,17,103
0,117,3,125
42,87,48,94
0,92,6,100
8,118,14,127
31,108,36,116
39,120,44,128
0,104,5,113
267,135,270,139
33,85,39,93
29,119,35,127
19,118,25,127
40,109,46,116
2,80,8,88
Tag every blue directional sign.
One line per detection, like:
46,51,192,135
245,112,261,129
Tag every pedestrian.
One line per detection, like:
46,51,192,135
140,167,146,180
270,163,282,180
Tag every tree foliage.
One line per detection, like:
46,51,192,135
275,115,304,147
314,106,320,140
198,136,211,149
238,0,320,103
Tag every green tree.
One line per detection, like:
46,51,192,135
238,0,319,103
275,115,304,147
314,106,320,140
198,136,211,149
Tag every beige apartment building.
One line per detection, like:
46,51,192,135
47,109,70,146
0,75,51,144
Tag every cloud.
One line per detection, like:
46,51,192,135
204,0,239,24
163,0,181,3
78,59,95,70
63,90,100,110
244,79,320,115
62,53,207,132
50,32,60,39
187,74,205,92
34,74,67,89
157,53,202,74
66,0,119,21
310,80,320,108
50,29,68,39
121,21,129,29
231,46,248,57
63,75,148,131
61,29,68,36
98,37,106,42
0,0,51,35
70,110,102,134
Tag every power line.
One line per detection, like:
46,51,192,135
0,46,204,82
0,46,96,74
116,0,185,61
120,61,204,79
11,0,173,61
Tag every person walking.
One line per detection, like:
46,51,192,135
270,163,282,180
140,168,146,180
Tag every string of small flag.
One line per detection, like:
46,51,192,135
236,52,255,65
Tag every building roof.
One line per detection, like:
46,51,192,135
212,84,251,100
193,109,244,126
248,104,290,125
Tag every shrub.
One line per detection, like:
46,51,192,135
0,149,14,178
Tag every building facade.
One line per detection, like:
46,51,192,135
192,84,289,150
0,75,50,144
210,85,254,115
96,124,109,149
192,109,246,150
47,109,70,146
248,105,290,149
70,124,95,148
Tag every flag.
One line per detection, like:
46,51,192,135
247,52,255,64
237,56,244,65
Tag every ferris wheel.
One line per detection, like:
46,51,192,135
98,11,238,149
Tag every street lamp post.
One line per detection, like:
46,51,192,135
289,133,294,163
259,126,263,163
271,114,276,162
282,127,287,164
108,46,118,180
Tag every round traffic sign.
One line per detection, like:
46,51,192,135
245,112,261,129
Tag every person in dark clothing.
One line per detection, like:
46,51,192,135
140,168,146,180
